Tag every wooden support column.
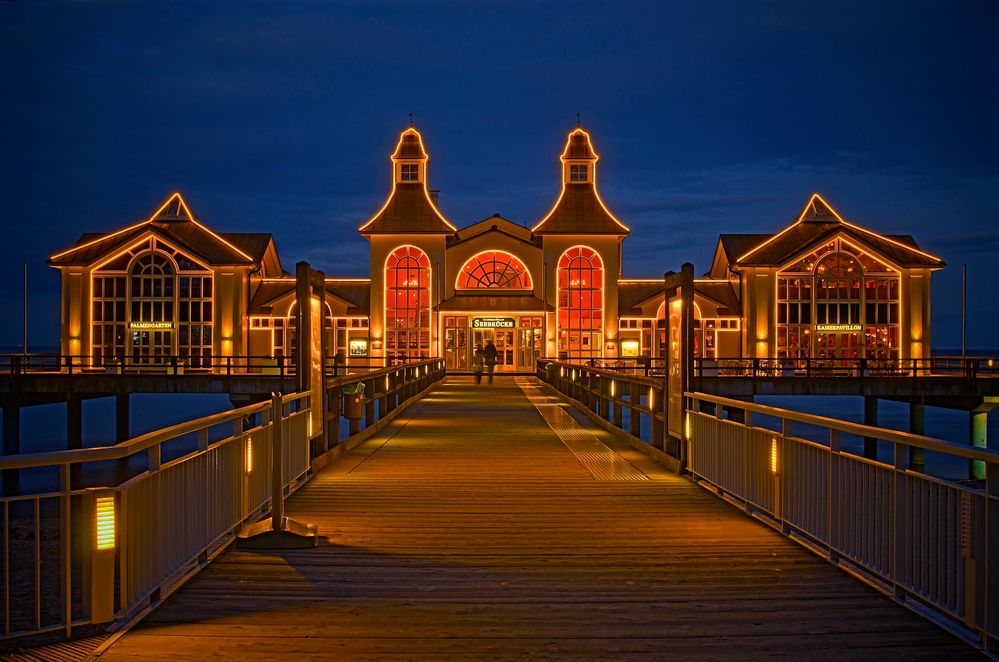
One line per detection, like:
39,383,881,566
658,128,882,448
115,393,130,443
2,404,20,494
67,395,83,450
909,401,925,471
295,262,312,394
863,396,878,460
2,405,20,456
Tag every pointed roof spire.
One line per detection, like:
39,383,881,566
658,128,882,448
576,112,582,128
797,193,843,223
561,127,598,161
409,112,414,127
359,126,456,235
149,192,195,222
532,126,629,235
391,127,429,162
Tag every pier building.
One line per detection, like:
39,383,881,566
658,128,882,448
49,125,943,372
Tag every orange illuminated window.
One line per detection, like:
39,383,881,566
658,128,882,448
385,246,431,359
557,246,603,358
457,251,532,289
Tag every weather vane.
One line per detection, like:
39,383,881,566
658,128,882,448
409,112,414,128
576,112,582,128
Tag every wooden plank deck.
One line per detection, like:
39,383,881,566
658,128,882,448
98,377,983,661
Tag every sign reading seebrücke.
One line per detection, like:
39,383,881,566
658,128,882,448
472,317,515,329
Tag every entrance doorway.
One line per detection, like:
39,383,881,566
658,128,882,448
445,315,544,372
472,329,514,371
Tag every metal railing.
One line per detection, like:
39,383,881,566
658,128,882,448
549,355,999,379
0,354,429,377
536,359,676,458
0,358,445,642
696,356,999,379
685,391,999,653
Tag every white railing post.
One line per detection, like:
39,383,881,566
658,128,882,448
829,429,841,563
892,440,908,600
271,393,284,532
986,461,999,651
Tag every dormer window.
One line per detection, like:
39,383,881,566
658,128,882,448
569,164,588,182
401,164,420,181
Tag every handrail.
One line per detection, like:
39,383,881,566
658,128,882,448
0,357,447,643
686,391,999,464
683,390,999,652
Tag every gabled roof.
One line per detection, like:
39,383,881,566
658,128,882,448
617,279,740,316
249,279,371,316
325,279,371,316
359,127,456,236
450,214,539,248
730,194,944,269
49,193,265,267
532,128,629,236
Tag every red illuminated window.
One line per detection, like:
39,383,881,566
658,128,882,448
457,251,532,289
385,246,431,358
557,246,603,358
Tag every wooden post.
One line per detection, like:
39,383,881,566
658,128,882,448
2,404,20,494
67,394,83,450
115,393,130,443
295,262,311,394
629,382,641,437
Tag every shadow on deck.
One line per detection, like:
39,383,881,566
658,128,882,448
96,377,984,660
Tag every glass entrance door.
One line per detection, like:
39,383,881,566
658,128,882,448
472,329,515,371
494,330,514,370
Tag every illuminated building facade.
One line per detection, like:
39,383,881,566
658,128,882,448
49,126,943,371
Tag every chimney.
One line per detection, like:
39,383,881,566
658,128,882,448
428,189,440,205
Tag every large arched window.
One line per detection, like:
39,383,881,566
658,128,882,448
91,237,213,368
456,251,532,289
557,246,603,358
385,246,431,358
777,238,899,362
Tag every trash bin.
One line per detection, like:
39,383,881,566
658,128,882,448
341,382,365,419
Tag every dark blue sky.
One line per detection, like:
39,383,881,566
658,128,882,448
1,1,996,349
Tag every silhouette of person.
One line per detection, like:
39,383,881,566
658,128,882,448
483,339,498,384
472,343,484,384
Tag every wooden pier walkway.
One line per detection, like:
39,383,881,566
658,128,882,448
96,377,982,661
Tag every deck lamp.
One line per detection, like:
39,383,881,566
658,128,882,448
90,492,116,623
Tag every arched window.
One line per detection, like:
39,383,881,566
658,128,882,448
557,246,603,358
129,253,175,364
91,237,212,369
776,239,899,362
457,251,532,289
385,246,431,358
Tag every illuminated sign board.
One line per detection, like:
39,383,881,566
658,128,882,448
128,322,174,330
815,324,862,332
348,338,369,357
472,317,515,329
620,339,640,357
